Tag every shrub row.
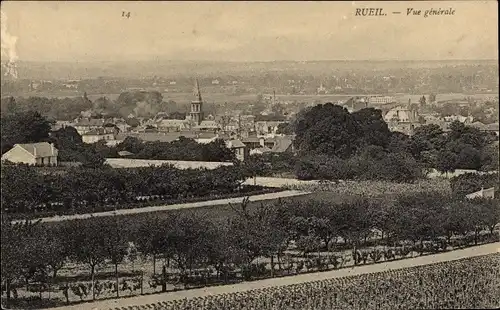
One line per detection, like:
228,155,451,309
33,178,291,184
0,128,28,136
1,164,247,215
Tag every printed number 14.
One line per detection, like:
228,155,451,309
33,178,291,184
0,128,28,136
122,11,131,18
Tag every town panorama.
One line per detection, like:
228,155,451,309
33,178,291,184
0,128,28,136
1,1,499,310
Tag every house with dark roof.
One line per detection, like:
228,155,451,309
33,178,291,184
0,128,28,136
112,132,182,145
72,118,106,135
156,119,189,132
1,142,58,166
241,136,263,149
226,139,248,161
193,120,220,132
269,136,294,153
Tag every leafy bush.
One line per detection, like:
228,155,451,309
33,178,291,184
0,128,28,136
295,153,423,182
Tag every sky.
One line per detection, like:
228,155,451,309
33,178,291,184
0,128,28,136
1,1,498,63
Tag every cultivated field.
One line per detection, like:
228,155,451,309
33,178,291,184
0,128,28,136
51,243,500,310
2,177,485,310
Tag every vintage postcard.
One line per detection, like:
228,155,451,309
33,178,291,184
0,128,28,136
1,1,498,310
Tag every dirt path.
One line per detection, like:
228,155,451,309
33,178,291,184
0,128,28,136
243,177,318,188
13,190,310,224
54,242,500,310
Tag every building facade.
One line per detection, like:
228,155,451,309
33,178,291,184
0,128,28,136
368,96,396,105
1,142,58,166
81,129,116,144
384,106,421,135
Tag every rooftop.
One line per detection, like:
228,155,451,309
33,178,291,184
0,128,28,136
227,139,246,149
74,118,105,127
17,142,58,158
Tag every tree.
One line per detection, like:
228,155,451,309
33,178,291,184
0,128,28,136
102,217,129,298
38,225,70,300
202,139,236,162
229,199,288,278
294,103,362,158
163,214,215,282
52,126,83,147
387,132,411,154
454,143,482,170
133,217,168,277
117,136,144,154
80,146,106,168
1,220,43,306
352,108,391,148
440,200,475,241
66,219,109,300
276,122,293,135
167,111,187,120
1,165,48,214
93,96,114,112
125,117,140,128
480,142,499,171
472,198,500,235
436,149,458,175
379,152,423,182
393,192,448,243
447,121,488,149
1,110,54,154
242,155,268,185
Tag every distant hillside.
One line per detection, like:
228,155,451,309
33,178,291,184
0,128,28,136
2,59,497,80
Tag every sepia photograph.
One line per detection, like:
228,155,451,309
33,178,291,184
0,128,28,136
0,1,499,309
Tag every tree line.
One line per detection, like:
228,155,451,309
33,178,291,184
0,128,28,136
0,91,219,121
1,164,249,217
265,103,498,181
1,192,498,307
114,136,235,162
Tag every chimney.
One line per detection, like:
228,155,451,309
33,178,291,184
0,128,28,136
33,145,37,157
51,143,55,155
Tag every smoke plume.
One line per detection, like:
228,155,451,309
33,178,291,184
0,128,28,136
1,10,19,79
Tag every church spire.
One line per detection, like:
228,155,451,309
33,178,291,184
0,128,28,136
190,78,204,126
194,78,202,103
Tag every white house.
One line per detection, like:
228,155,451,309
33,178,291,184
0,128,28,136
1,142,58,166
81,129,116,144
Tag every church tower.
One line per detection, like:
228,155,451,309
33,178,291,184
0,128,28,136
190,79,204,125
